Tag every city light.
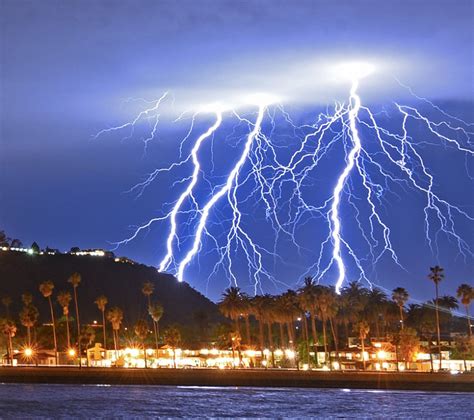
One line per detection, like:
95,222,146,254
24,348,34,358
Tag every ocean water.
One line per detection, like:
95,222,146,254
0,383,471,418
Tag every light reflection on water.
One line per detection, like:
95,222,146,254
0,383,471,418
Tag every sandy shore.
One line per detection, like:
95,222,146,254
0,367,472,392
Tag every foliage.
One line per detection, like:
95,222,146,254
397,327,420,362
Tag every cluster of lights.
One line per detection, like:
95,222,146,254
71,250,106,257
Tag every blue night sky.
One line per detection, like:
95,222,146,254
1,0,473,302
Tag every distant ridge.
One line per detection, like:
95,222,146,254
0,251,222,327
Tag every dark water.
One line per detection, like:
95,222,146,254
0,383,472,418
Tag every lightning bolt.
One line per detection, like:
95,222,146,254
96,65,473,295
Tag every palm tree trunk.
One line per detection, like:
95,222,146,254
311,313,319,366
73,287,81,365
267,322,274,349
245,316,251,345
27,326,31,347
361,334,366,370
258,319,264,350
278,322,285,347
234,317,241,336
434,282,442,371
48,296,58,365
399,305,404,330
101,310,107,349
286,322,294,349
152,320,159,355
8,334,13,366
66,313,71,348
302,314,310,365
465,305,472,337
322,318,328,365
329,317,338,352
113,329,118,360
143,340,147,368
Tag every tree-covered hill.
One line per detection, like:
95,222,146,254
0,251,222,328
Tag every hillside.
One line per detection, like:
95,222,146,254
0,251,222,328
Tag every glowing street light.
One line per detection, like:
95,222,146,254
24,348,34,358
68,348,77,357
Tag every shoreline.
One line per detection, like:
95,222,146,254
0,368,472,392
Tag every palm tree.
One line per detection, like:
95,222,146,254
366,288,387,338
134,319,149,368
142,281,154,308
218,287,244,335
428,265,444,368
94,295,108,348
250,295,266,351
298,277,319,359
106,306,123,360
21,293,33,306
20,300,39,347
164,325,181,368
354,320,370,370
68,272,82,358
148,302,164,354
314,286,337,365
142,281,161,350
1,296,12,317
39,280,58,364
79,326,96,361
278,290,300,350
392,287,409,330
240,294,253,346
0,318,17,365
57,291,72,348
457,284,473,337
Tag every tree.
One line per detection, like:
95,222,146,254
68,272,82,359
164,325,181,368
428,265,444,369
106,306,123,360
0,318,17,365
278,290,300,351
19,301,39,347
452,336,474,372
298,277,319,361
94,295,108,348
314,286,337,365
239,294,253,346
39,280,58,364
250,295,267,351
10,239,22,248
354,320,370,370
457,284,473,337
0,230,11,247
134,319,149,368
142,281,161,352
57,291,72,348
366,288,387,338
392,287,409,330
398,327,420,369
141,281,154,307
79,326,96,355
30,242,40,253
148,302,163,355
218,287,244,335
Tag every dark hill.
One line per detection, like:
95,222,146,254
0,251,221,328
